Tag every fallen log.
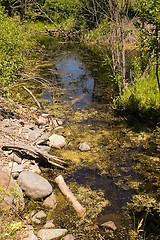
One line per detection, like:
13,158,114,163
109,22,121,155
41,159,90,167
2,144,67,169
54,175,86,217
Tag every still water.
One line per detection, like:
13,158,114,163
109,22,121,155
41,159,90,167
22,39,159,239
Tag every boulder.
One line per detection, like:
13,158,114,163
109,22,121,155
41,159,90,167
49,134,67,149
79,142,90,151
43,192,57,209
37,229,68,240
0,170,24,210
17,171,52,199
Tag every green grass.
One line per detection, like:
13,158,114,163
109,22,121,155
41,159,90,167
117,68,160,113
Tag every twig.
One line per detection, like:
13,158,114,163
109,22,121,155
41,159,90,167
2,143,67,169
23,86,42,110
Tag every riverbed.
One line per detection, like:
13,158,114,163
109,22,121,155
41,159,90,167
12,37,160,239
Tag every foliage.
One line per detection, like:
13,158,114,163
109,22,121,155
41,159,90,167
116,65,160,113
0,185,23,239
0,6,24,87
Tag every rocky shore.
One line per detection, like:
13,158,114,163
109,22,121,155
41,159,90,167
0,96,91,240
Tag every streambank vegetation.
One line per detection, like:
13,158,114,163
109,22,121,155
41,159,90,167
0,0,159,121
0,0,160,239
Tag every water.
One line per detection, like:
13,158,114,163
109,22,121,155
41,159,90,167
19,39,160,239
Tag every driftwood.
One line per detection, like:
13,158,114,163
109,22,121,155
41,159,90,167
23,86,43,110
54,175,86,217
2,144,67,169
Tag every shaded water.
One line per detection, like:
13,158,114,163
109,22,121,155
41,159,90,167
17,38,160,239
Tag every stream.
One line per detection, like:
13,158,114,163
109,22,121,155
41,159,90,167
16,38,160,239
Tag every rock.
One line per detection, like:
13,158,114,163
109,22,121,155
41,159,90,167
49,134,67,149
100,221,117,231
3,163,27,178
79,142,90,151
36,132,50,143
0,170,24,210
32,210,47,224
43,192,57,209
61,234,75,240
37,229,68,240
21,225,38,240
36,116,48,126
8,162,18,168
23,232,38,240
41,113,50,118
8,152,22,164
28,130,42,141
34,210,47,219
29,163,41,174
17,171,52,199
43,220,55,229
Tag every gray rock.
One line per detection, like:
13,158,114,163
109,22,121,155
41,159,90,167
8,152,22,164
35,132,50,145
100,221,117,231
36,116,48,126
32,210,47,224
37,229,68,240
23,232,38,240
10,163,26,173
43,192,57,209
61,234,75,240
49,134,67,149
34,210,47,219
43,220,55,229
79,142,90,151
17,171,52,199
22,225,38,240
28,130,42,141
29,163,41,174
41,113,50,118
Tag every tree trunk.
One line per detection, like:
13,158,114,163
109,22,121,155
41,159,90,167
121,0,126,90
155,24,160,92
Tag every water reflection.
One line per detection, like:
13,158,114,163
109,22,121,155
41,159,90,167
40,44,114,107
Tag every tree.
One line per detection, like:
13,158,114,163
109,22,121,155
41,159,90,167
135,0,160,91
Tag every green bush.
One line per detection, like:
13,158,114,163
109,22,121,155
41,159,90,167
117,66,160,113
43,0,82,24
0,6,24,87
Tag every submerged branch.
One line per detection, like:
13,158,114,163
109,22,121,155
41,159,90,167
2,144,67,169
54,175,86,217
23,86,43,110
